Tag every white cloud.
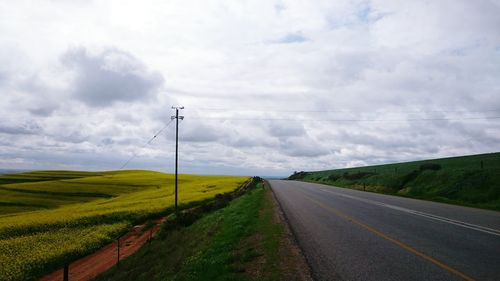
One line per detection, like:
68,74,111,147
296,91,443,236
0,0,499,176
62,47,164,107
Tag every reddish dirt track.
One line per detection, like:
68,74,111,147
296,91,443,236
40,218,165,281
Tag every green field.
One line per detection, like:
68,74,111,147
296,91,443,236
0,170,248,281
289,152,500,210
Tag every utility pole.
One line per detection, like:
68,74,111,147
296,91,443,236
171,106,184,214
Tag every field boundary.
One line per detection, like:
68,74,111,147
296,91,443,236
39,177,260,281
39,217,166,281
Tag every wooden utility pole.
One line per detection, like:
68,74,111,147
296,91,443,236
171,106,184,213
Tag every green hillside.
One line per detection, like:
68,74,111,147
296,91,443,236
288,152,500,210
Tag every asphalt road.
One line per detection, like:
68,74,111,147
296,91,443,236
269,180,500,281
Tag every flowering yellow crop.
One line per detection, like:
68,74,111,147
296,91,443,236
0,170,249,281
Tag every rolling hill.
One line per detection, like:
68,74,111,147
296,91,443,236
0,170,248,281
288,152,500,210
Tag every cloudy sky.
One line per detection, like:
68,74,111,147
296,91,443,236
1,0,499,176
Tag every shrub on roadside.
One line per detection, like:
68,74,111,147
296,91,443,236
419,163,441,171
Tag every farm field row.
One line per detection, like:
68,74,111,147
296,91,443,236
0,170,249,281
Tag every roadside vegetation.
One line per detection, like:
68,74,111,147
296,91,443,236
289,152,500,211
0,170,248,281
95,182,310,281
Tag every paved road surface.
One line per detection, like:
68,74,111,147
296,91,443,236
269,180,500,281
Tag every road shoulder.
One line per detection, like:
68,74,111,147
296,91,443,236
264,180,314,281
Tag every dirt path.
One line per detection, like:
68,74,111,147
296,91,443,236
40,218,166,281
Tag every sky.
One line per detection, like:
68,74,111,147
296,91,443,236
0,0,499,176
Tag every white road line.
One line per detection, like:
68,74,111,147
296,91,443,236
320,189,500,237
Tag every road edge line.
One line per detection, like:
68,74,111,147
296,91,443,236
305,195,476,281
320,188,500,237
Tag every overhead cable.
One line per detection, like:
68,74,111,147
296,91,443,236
119,119,174,170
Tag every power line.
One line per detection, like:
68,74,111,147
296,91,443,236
188,116,500,123
189,107,500,114
119,119,175,170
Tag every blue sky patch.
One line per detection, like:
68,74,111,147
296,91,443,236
275,32,309,44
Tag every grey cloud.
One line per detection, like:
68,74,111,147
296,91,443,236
323,118,499,166
28,104,58,117
266,121,306,137
0,70,6,85
101,138,114,146
180,122,222,143
280,136,329,157
62,47,164,107
0,121,42,135
56,131,89,144
1,67,61,117
228,136,277,148
335,130,408,149
19,73,48,94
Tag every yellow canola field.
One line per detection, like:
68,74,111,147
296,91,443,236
0,170,249,281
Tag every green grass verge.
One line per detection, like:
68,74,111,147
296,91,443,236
289,152,500,210
95,183,285,281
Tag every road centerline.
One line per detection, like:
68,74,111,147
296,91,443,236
303,194,476,281
319,188,500,237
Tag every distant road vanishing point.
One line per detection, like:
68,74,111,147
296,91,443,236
269,180,500,281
